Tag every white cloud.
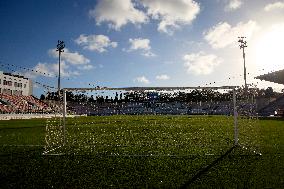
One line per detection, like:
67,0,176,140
141,0,200,34
25,61,79,79
225,0,243,11
33,63,55,77
27,47,94,79
264,1,284,12
129,38,151,51
24,62,55,78
48,48,94,73
48,48,90,65
89,0,148,30
183,52,222,75
78,64,95,70
204,20,257,49
127,38,155,57
50,61,79,77
75,34,117,53
142,51,156,57
156,74,170,80
134,76,150,84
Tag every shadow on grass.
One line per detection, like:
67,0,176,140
180,145,236,188
1,145,282,188
0,147,227,188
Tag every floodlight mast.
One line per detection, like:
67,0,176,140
56,40,65,100
238,37,248,90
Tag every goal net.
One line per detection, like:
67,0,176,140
43,86,260,156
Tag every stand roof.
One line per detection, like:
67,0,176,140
255,69,284,85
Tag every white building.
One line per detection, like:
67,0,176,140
0,71,33,96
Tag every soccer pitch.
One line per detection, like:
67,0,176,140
45,115,237,156
0,115,283,188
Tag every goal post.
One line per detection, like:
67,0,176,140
233,88,238,146
63,89,66,145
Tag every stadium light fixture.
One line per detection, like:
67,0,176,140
56,40,65,100
238,37,248,90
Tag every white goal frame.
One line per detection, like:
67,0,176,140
61,86,239,147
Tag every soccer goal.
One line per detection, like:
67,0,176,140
43,86,260,156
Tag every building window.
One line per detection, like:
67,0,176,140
14,82,18,87
3,89,12,95
13,90,23,96
24,84,26,88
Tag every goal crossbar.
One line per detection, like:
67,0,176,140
63,86,238,92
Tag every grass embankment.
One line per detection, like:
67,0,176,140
0,116,283,188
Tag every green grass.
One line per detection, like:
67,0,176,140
0,115,283,188
46,115,234,156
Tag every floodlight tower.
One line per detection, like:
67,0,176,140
238,37,248,89
56,40,65,100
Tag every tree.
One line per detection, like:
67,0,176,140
40,94,45,100
66,91,75,101
88,95,95,103
265,87,274,98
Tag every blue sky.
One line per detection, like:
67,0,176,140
1,0,284,97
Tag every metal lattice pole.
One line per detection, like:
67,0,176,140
238,37,248,90
56,40,65,100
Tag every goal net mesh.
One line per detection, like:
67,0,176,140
43,87,260,156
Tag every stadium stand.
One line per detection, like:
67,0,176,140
258,95,284,116
0,94,51,114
